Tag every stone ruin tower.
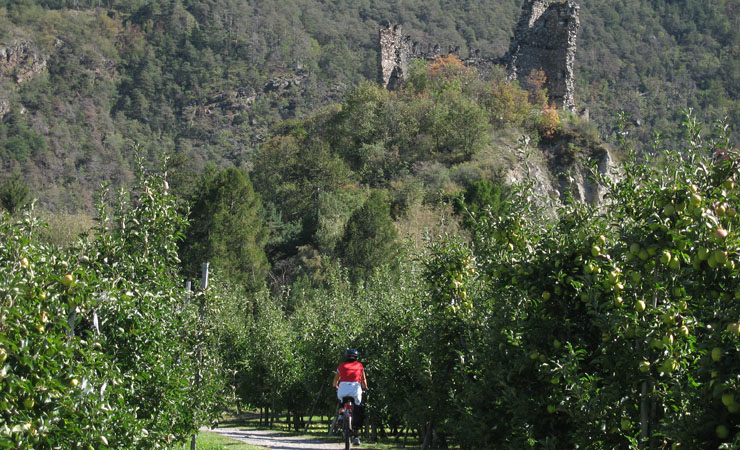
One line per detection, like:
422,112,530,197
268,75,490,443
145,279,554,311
505,0,580,112
378,0,580,111
378,25,412,91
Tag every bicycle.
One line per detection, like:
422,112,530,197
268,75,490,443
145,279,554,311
338,396,354,450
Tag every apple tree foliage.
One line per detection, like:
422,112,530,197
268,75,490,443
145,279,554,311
440,114,740,449
224,115,740,450
0,163,223,449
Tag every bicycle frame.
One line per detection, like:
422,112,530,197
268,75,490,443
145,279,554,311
340,396,354,450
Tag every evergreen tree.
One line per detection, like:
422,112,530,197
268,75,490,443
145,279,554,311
339,190,398,280
0,173,30,215
454,178,508,229
182,167,269,291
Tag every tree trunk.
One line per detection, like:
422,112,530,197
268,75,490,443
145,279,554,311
421,423,434,450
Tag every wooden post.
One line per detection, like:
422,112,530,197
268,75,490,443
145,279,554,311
304,384,325,432
191,263,209,450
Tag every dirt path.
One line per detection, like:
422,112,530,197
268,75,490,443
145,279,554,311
208,427,358,450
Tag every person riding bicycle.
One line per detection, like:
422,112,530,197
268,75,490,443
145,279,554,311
332,348,367,445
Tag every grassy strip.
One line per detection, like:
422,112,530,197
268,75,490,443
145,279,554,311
215,420,413,450
179,430,266,450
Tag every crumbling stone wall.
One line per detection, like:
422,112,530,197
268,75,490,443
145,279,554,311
378,25,412,90
378,0,580,111
505,0,580,111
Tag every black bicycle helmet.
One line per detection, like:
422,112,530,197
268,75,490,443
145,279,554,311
345,348,359,361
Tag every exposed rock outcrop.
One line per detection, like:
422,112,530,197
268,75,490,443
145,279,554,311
0,98,9,120
503,130,612,205
0,40,47,84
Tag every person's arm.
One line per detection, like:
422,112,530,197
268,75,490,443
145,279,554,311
332,370,340,389
360,369,368,391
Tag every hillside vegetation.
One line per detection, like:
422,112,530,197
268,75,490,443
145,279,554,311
0,0,738,212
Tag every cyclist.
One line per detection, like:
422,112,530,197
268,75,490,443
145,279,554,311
332,348,368,445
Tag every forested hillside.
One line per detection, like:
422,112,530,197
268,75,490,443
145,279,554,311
1,0,738,213
3,1,740,448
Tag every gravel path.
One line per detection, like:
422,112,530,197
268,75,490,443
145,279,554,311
208,427,358,450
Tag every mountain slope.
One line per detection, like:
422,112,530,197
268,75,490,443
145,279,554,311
0,0,737,211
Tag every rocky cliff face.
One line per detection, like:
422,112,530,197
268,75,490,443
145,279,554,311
0,40,48,119
0,40,47,84
503,129,612,205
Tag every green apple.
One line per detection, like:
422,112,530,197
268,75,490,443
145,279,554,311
61,274,76,287
662,312,676,326
639,360,651,373
713,250,728,264
597,234,607,246
614,296,624,307
662,333,674,347
722,393,736,407
629,243,641,255
547,404,557,414
635,299,647,312
716,425,729,439
660,250,672,265
0,348,6,364
668,258,680,270
553,339,562,350
712,347,723,362
607,270,619,284
23,397,35,409
630,271,641,283
696,247,709,261
678,325,690,338
620,418,631,431
661,358,678,373
591,245,601,257
542,291,551,300
663,203,675,216
689,193,702,207
638,249,649,261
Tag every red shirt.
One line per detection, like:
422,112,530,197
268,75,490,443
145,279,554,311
337,361,364,383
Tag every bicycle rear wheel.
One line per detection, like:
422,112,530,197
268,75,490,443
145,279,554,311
343,412,351,450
